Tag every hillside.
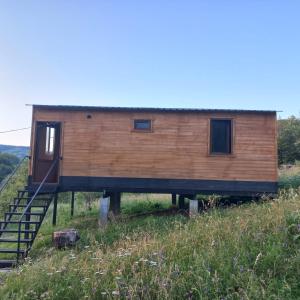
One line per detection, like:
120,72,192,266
0,144,29,159
0,190,299,299
0,165,299,299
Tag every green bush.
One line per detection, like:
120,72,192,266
279,175,300,189
278,116,300,165
0,152,19,182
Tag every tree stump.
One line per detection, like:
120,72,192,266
52,229,80,248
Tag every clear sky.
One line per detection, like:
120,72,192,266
0,1,299,146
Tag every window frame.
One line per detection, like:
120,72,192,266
209,118,234,156
132,119,153,133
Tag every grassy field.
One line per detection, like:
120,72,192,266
0,164,299,299
0,190,299,299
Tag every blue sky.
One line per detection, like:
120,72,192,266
0,1,299,146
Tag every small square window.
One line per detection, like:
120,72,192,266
210,119,232,154
133,119,152,131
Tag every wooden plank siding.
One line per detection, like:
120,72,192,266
29,108,278,183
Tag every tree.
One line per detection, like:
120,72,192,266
278,116,300,165
0,152,20,183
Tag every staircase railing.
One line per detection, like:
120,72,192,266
0,156,29,195
16,158,59,262
0,189,27,237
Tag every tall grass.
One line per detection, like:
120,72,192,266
0,189,299,299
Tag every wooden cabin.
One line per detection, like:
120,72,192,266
28,105,278,197
0,104,279,269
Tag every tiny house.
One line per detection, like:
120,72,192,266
28,105,278,196
0,104,279,267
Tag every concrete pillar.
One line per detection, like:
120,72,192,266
99,196,110,227
189,199,199,217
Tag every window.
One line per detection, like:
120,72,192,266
210,119,232,154
133,119,152,131
45,126,55,155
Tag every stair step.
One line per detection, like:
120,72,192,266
0,260,17,268
0,186,53,267
14,197,52,201
6,212,44,216
15,196,52,200
0,229,36,234
0,248,25,254
0,221,41,225
10,204,47,209
0,238,32,243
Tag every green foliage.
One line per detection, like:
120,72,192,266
279,163,300,189
0,152,20,183
286,211,300,243
0,161,28,214
121,194,169,215
279,174,300,189
0,192,300,299
278,116,300,164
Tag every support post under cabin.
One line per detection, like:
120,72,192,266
52,193,58,226
99,194,110,227
189,197,199,217
179,195,185,210
109,191,121,215
71,191,75,217
172,194,177,206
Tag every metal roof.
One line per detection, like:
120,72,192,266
32,104,276,114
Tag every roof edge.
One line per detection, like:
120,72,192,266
32,104,277,114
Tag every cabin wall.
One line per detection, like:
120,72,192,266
29,108,278,183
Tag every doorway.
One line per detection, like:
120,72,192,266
32,122,61,183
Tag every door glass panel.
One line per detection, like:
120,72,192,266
45,126,55,156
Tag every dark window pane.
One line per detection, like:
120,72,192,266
210,120,232,154
134,119,151,130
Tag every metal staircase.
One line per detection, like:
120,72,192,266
0,189,54,268
0,159,58,268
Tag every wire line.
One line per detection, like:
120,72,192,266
0,127,31,134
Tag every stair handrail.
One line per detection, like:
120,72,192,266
16,158,59,261
18,158,59,221
0,155,29,195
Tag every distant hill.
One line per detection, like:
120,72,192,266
0,144,29,158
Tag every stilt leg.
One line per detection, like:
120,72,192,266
71,191,75,217
179,195,185,209
172,194,177,206
52,193,58,226
109,191,121,215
